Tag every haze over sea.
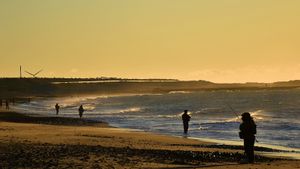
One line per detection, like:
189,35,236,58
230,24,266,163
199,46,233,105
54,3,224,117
15,89,300,150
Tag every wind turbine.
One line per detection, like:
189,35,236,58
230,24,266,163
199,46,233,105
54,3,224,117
25,69,43,78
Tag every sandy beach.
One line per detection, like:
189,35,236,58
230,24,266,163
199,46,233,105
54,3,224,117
0,110,299,169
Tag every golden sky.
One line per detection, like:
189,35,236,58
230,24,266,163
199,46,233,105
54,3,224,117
1,0,300,83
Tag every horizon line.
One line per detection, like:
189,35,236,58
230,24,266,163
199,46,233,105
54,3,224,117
0,76,299,84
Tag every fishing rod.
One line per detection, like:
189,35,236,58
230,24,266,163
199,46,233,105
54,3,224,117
225,102,240,120
225,102,259,143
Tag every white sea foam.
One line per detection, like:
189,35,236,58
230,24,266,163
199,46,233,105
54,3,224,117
119,107,142,114
157,114,181,118
225,117,240,122
168,91,191,94
250,110,272,121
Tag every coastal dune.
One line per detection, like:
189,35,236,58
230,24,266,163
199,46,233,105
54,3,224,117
0,110,299,169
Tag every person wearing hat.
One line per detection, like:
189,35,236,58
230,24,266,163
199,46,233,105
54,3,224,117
239,112,256,163
182,110,191,134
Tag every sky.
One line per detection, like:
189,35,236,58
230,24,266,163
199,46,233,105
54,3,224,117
0,0,300,83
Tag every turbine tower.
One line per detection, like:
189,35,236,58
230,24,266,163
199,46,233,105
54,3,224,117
20,65,22,78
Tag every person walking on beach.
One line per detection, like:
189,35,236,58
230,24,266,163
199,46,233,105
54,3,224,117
239,112,256,163
78,105,84,118
55,103,60,115
182,110,191,134
5,100,9,110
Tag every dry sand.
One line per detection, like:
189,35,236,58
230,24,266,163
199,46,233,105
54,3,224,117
0,110,299,169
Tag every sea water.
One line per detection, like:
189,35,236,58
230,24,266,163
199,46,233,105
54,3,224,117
14,89,300,150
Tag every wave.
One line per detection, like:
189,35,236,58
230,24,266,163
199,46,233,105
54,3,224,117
223,110,271,122
168,91,191,94
80,104,96,111
225,117,240,122
94,107,143,115
119,107,142,114
157,114,181,118
192,108,223,115
198,126,209,130
250,110,272,121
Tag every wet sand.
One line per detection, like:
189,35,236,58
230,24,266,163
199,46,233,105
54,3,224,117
0,110,299,169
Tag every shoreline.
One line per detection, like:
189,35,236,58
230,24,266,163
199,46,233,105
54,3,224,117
186,137,300,160
9,107,300,154
1,110,300,168
109,123,300,159
2,109,300,154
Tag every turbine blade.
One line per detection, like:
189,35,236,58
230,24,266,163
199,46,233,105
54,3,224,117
25,71,35,76
34,69,43,76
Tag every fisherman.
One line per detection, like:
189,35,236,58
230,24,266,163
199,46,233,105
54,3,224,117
239,112,256,163
5,100,9,110
182,110,191,134
78,105,84,118
55,103,60,115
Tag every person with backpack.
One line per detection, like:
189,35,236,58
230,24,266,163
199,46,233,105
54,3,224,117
239,112,257,163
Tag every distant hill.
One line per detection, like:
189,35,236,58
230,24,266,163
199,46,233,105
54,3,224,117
272,80,300,87
0,78,299,98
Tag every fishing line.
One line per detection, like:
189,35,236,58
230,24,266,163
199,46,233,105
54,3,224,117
224,102,259,143
224,102,240,120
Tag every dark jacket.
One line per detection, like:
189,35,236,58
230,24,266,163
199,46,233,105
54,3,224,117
239,121,256,139
182,113,191,123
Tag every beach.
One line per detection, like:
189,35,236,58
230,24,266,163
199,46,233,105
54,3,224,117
2,0,300,168
0,110,299,169
13,90,300,150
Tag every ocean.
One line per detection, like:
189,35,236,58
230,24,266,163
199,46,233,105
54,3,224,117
14,89,300,150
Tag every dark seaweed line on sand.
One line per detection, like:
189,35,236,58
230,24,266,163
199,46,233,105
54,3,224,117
168,144,295,153
0,111,106,126
0,142,278,168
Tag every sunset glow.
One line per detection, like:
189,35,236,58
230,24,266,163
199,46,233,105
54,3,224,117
1,0,300,82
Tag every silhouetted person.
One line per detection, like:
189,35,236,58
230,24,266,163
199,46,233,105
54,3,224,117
5,100,9,110
239,112,256,163
0,99,2,107
78,105,84,118
55,103,60,115
182,110,191,134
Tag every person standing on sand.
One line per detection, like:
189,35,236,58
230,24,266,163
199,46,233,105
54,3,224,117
182,110,191,134
5,100,9,110
0,99,2,108
78,105,84,118
55,103,60,115
239,112,256,163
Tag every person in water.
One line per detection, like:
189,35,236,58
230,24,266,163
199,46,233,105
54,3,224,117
239,112,256,163
55,103,60,115
182,110,191,134
78,105,84,118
